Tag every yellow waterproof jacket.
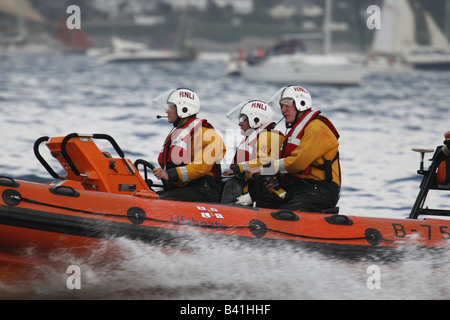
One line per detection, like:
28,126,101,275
232,130,285,173
164,124,226,187
231,129,285,193
271,119,341,186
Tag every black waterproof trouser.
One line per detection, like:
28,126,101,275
252,179,340,212
158,175,221,203
220,177,245,204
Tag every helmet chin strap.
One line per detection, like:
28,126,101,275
173,117,181,127
173,115,195,128
242,128,255,136
285,110,301,129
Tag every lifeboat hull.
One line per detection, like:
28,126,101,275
1,179,450,264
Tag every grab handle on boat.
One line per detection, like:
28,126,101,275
0,176,20,188
271,210,299,221
34,136,64,180
60,133,82,176
49,185,80,197
92,133,136,175
92,133,125,158
61,133,134,176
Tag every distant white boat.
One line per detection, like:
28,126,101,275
225,49,249,76
404,9,450,70
403,45,450,70
368,0,450,71
240,0,364,86
241,53,364,85
99,37,197,63
366,55,412,73
225,58,246,76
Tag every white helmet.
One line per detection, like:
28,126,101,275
239,100,273,129
167,88,200,118
279,85,312,112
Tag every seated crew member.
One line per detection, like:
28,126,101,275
221,100,284,205
152,88,226,203
245,85,341,212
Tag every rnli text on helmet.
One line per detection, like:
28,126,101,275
251,102,267,111
293,87,308,94
180,91,195,100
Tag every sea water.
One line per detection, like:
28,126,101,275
1,51,450,299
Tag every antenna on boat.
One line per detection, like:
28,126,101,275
411,147,434,173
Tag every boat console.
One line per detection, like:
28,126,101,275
34,133,151,195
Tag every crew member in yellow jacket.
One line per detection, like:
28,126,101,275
152,88,226,203
246,85,341,212
221,100,284,205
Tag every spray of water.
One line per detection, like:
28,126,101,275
1,233,449,300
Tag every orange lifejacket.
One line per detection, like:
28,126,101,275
437,159,450,185
158,117,221,180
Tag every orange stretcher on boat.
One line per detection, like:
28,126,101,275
1,132,450,267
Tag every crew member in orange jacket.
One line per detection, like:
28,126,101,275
153,88,226,203
246,85,341,212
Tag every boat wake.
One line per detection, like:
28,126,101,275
1,232,450,300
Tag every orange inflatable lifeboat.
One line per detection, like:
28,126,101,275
1,132,450,268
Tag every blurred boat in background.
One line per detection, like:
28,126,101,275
367,0,450,72
99,37,197,63
234,0,365,86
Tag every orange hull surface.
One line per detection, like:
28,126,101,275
1,179,450,262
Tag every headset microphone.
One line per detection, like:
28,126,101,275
156,115,168,119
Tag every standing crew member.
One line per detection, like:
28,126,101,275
246,85,341,212
153,88,226,203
